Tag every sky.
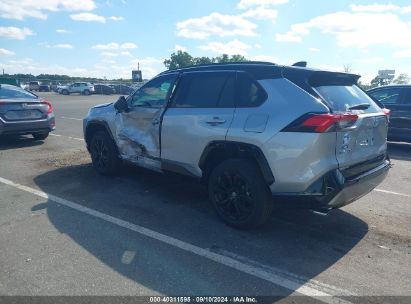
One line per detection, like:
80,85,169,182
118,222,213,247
1,0,411,83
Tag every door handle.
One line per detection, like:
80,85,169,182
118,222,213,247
205,117,226,126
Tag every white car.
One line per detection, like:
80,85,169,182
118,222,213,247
59,82,95,95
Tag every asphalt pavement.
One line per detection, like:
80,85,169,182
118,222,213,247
0,92,410,303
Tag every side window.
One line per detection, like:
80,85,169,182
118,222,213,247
172,72,235,108
403,89,411,104
369,88,402,105
129,74,177,108
236,72,267,107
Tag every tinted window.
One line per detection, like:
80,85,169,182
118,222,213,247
315,85,381,113
404,88,411,104
173,72,235,108
368,88,402,105
129,74,177,108
0,85,38,99
236,72,267,107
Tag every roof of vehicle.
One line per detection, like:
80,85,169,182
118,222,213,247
159,61,360,82
368,84,411,91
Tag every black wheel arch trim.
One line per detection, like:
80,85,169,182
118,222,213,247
199,141,275,185
84,120,119,154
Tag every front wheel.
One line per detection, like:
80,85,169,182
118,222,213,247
208,159,273,229
62,89,69,95
89,131,121,175
83,90,90,95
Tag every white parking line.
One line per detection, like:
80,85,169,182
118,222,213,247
50,133,84,141
374,189,411,198
0,176,354,303
60,116,83,121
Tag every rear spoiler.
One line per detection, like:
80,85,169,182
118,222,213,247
308,71,361,87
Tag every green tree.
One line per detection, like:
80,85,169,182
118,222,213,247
393,73,410,84
193,56,214,65
163,52,249,70
163,51,194,70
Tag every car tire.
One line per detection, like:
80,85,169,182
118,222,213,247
83,90,90,96
89,131,121,175
32,132,49,140
208,159,273,229
62,89,69,95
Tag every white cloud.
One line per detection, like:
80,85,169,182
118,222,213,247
237,0,288,9
0,48,15,56
177,12,257,39
0,26,34,40
241,6,278,21
56,29,71,33
93,42,138,50
275,32,302,43
198,39,251,56
70,13,123,23
355,56,384,64
308,47,320,52
0,0,96,20
393,49,411,58
350,3,411,14
249,55,278,62
175,44,187,52
275,12,411,48
108,16,124,21
54,44,73,49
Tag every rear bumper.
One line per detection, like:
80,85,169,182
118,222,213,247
273,158,391,212
327,160,390,209
0,116,55,136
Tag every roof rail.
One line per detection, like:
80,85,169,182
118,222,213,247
161,61,277,74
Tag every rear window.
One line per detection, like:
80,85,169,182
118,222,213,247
314,85,381,113
0,85,38,99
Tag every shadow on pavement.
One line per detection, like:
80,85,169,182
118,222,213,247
388,141,411,161
0,135,44,150
33,163,368,296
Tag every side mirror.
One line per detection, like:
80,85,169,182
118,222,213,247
114,96,128,113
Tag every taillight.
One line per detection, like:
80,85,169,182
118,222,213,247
282,113,358,133
382,108,391,116
42,100,53,114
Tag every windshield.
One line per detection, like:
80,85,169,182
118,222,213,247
315,85,381,114
0,85,38,100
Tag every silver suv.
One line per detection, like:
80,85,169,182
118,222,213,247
83,62,391,229
60,82,94,95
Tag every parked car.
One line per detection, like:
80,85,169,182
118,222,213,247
50,81,61,92
28,81,40,91
0,84,55,140
110,84,134,95
38,82,50,92
59,82,94,95
368,85,411,143
84,62,390,229
94,84,115,95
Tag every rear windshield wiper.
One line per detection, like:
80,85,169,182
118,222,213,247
348,103,370,110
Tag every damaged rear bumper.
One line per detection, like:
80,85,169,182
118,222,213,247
273,156,391,212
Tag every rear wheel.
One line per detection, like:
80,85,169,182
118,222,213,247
208,159,273,229
32,132,49,140
89,131,121,175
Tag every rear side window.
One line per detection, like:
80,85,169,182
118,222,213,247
172,72,235,108
236,72,267,107
404,89,411,104
315,85,381,113
368,88,402,105
0,85,38,99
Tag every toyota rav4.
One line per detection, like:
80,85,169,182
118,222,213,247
83,62,391,229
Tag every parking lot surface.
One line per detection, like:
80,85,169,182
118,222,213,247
0,92,410,302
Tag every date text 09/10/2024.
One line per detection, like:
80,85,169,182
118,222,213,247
149,297,257,303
